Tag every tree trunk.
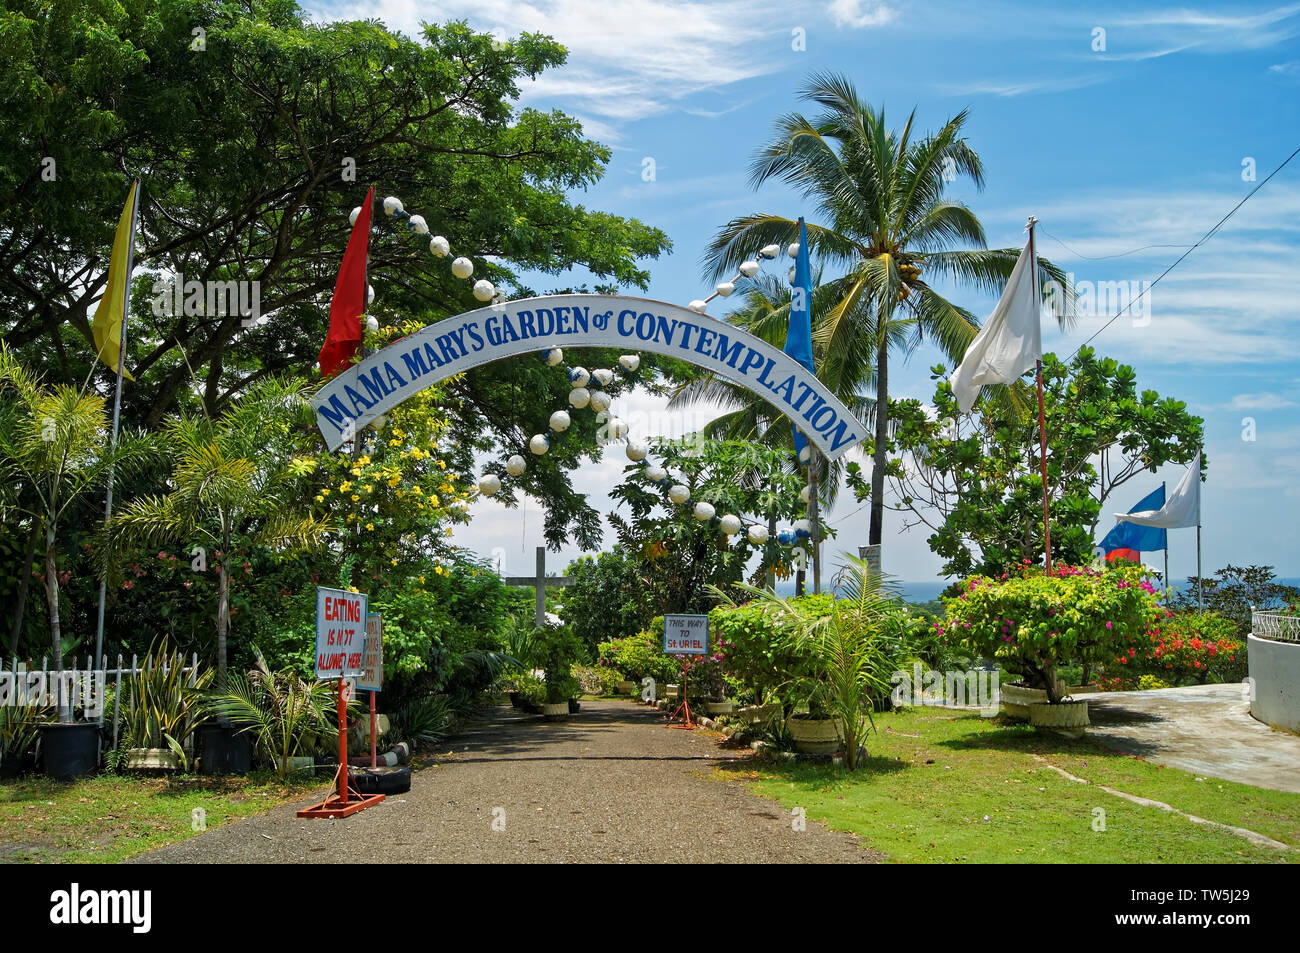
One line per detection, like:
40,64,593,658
217,559,230,693
869,337,889,546
44,522,72,722
7,519,41,656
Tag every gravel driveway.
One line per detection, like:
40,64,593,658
134,700,877,864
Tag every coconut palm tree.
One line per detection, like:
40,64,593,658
106,379,333,690
0,345,153,672
704,72,1071,551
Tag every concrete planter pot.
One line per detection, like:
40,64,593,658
126,748,181,771
1028,700,1089,736
736,702,783,725
1066,684,1101,696
282,755,315,778
615,680,637,696
665,684,681,701
703,700,735,716
1000,679,1067,719
786,716,843,755
541,702,569,721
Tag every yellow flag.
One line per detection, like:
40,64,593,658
91,181,139,381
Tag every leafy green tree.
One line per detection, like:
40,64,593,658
560,547,659,657
2,1,669,549
703,72,1070,553
853,348,1204,579
1175,565,1300,634
0,345,153,668
106,379,332,688
607,437,808,615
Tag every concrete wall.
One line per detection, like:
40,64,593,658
1248,634,1300,733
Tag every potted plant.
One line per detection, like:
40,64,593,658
208,649,336,780
537,625,582,721
718,556,904,768
945,563,1163,732
0,703,48,779
120,639,213,771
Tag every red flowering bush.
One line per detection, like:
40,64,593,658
1100,610,1245,688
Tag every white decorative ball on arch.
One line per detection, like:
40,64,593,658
798,443,812,465
568,366,590,387
693,501,715,521
719,514,742,536
408,214,429,235
349,206,362,226
626,439,648,461
529,434,550,455
368,414,387,431
607,417,628,439
788,266,796,284
545,348,563,366
589,390,612,413
787,242,800,259
568,387,591,409
800,484,811,504
739,260,760,278
592,368,615,386
473,279,495,302
478,473,501,496
747,524,769,545
364,315,379,333
793,518,812,537
688,300,708,314
549,410,571,432
429,235,450,257
451,257,474,279
644,465,667,483
367,285,375,305
618,354,640,372
668,484,691,505
506,454,527,477
383,196,404,217
759,243,780,259
715,281,735,297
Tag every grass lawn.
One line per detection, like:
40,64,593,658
0,773,319,863
721,708,1300,863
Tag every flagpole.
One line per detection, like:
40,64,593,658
1028,217,1052,574
1162,481,1170,602
808,449,821,595
1196,449,1203,609
92,179,141,686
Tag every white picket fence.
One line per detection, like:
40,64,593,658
0,653,200,753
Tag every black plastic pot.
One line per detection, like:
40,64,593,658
509,692,523,708
198,724,252,776
568,698,581,714
39,723,100,780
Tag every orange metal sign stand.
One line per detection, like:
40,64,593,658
665,657,696,730
297,676,385,819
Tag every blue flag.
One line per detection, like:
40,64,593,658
786,217,815,464
1098,484,1168,554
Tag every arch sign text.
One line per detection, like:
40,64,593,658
312,295,865,461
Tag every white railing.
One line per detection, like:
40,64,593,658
1252,610,1300,643
1,653,200,752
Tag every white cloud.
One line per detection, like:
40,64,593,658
1226,393,1297,410
827,0,897,29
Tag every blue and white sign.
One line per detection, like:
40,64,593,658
311,295,865,461
663,614,709,655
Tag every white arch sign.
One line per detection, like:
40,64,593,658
312,294,866,461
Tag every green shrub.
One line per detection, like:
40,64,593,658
120,638,214,767
573,663,617,697
1101,610,1246,688
710,594,833,705
596,623,680,686
537,625,582,704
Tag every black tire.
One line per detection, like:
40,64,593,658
349,766,411,795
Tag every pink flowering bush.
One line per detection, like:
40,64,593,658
942,562,1163,703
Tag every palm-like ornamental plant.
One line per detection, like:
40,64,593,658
0,344,153,672
704,72,1070,550
106,379,333,689
731,555,907,770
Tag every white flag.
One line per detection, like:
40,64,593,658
949,239,1042,414
1116,452,1201,529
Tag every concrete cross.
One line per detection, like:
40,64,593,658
503,546,572,628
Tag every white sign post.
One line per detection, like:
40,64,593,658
662,614,709,729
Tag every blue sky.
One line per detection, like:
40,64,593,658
308,0,1300,584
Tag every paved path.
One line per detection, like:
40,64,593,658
135,700,877,864
1084,684,1300,793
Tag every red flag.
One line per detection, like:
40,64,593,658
1104,548,1140,563
318,187,374,378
